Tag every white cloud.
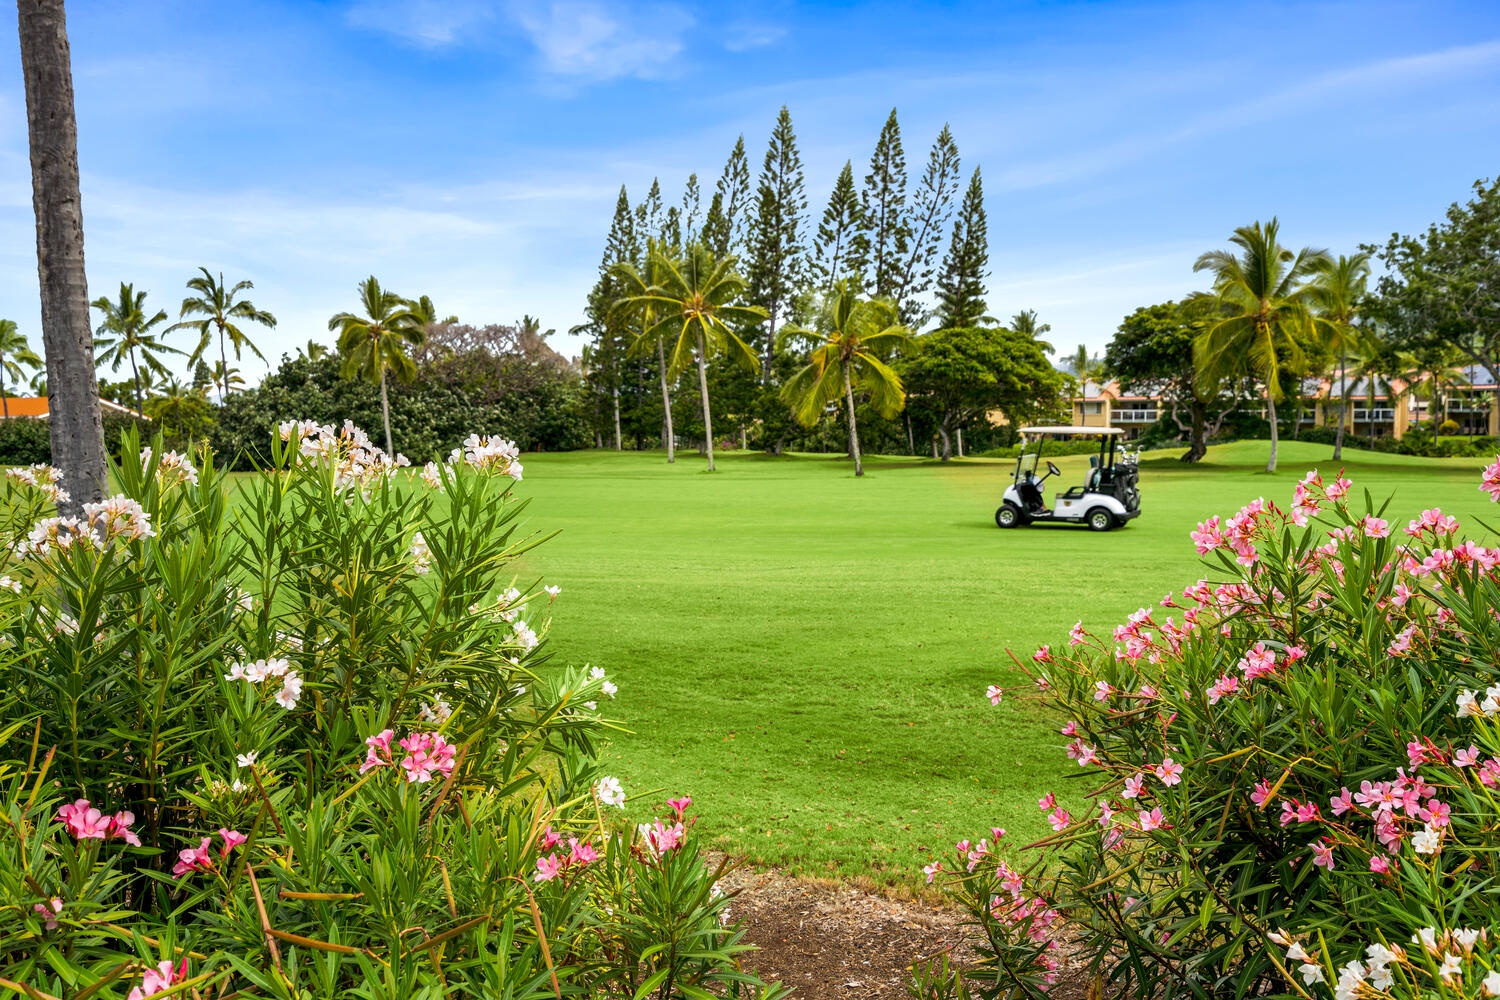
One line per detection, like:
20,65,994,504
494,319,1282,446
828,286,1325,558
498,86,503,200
344,0,501,48
723,19,786,53
507,0,693,82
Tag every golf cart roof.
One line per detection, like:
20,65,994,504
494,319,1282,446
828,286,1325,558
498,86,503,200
1019,426,1127,437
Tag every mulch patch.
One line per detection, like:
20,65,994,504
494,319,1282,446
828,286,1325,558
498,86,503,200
719,861,1097,999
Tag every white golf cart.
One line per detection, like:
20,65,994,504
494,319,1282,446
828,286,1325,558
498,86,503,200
995,426,1141,531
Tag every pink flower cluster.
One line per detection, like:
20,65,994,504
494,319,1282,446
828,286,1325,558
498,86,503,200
56,799,140,846
533,824,599,882
126,959,188,1000
360,729,457,783
937,829,1061,984
172,828,246,878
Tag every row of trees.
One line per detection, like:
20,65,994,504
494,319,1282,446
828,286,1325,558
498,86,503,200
576,107,1066,467
1098,177,1500,472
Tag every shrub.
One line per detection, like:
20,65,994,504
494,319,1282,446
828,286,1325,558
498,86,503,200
920,460,1500,999
0,424,785,998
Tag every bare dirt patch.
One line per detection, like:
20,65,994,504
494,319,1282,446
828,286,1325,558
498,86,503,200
720,862,1095,999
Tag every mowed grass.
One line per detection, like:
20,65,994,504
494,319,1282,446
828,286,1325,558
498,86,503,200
498,441,1499,885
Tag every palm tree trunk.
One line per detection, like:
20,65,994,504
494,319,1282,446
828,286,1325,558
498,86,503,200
1333,352,1346,461
1265,392,1279,474
657,338,674,463
379,369,393,456
905,412,915,455
129,349,142,416
696,331,715,472
842,361,863,477
0,355,9,420
219,322,230,399
937,421,952,460
1368,380,1376,448
612,387,622,451
18,0,106,515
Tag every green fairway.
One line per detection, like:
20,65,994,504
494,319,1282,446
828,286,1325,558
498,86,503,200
509,441,1500,885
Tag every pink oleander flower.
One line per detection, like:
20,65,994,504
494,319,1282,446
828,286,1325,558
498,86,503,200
1059,720,1077,736
1154,758,1183,787
1207,673,1238,704
534,853,564,882
1033,644,1052,664
1138,808,1165,832
1311,840,1335,870
218,829,247,858
1093,680,1114,701
1066,740,1097,766
32,898,62,931
1123,774,1145,799
540,825,561,851
1482,457,1500,501
172,837,215,878
1455,745,1480,768
569,838,598,865
361,729,396,773
1047,807,1071,831
399,732,457,783
668,796,692,821
1326,476,1352,500
1369,855,1391,874
1251,779,1274,808
1069,621,1088,645
1361,515,1390,538
1239,642,1278,680
1038,792,1056,811
1190,516,1224,554
127,959,188,1000
986,684,1004,705
1330,787,1354,815
923,861,943,884
1387,624,1418,656
640,819,685,856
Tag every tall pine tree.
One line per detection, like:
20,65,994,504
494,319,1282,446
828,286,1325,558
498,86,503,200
813,161,864,291
894,124,961,327
855,108,909,300
746,106,809,378
703,136,750,257
580,186,640,447
681,173,701,244
935,167,990,329
635,178,663,243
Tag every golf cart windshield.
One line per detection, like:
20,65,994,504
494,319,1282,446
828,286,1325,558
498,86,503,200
1015,452,1039,479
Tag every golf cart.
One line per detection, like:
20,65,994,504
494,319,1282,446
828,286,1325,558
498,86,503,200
995,426,1141,531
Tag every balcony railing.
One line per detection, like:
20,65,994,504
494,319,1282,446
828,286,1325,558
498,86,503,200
1112,409,1158,423
1353,408,1395,422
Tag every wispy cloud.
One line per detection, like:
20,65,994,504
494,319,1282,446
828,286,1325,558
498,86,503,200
508,0,693,82
992,38,1500,192
723,19,785,53
344,0,501,48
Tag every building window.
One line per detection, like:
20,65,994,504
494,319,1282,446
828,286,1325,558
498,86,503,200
1081,401,1103,415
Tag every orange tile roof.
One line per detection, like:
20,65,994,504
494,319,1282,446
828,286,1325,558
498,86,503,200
0,397,50,417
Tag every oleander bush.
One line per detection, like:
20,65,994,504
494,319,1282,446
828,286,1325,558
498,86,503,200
916,460,1500,999
0,423,785,999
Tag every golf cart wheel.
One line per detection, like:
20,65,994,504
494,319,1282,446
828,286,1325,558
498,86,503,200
1086,507,1115,532
995,503,1024,529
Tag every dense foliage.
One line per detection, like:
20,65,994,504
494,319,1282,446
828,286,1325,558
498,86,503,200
0,426,784,999
214,348,590,469
921,461,1500,999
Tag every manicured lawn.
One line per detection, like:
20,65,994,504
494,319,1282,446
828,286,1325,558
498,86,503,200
509,441,1500,885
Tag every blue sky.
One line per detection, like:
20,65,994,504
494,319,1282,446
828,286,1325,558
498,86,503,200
2,0,1498,384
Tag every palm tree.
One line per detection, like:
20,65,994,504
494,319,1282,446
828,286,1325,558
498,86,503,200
614,241,766,472
329,276,425,456
1011,310,1052,340
91,282,181,415
1307,252,1371,460
18,0,107,513
1189,219,1330,473
1068,344,1104,385
611,238,682,463
171,267,277,398
0,321,43,419
780,280,912,477
299,340,329,362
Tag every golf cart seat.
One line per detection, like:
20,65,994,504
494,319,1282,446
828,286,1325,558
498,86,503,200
1017,476,1046,512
